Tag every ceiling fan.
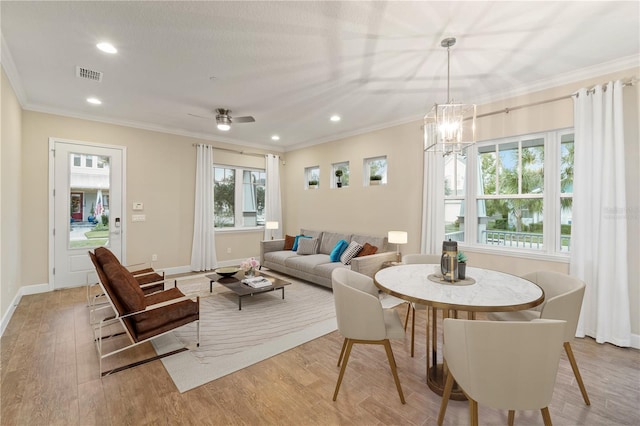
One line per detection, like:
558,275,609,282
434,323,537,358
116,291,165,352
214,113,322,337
188,108,255,131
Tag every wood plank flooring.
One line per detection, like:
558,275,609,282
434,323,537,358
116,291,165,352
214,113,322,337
2,285,639,425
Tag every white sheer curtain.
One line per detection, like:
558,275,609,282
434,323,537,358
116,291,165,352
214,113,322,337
421,150,445,254
571,80,630,346
264,154,283,240
191,144,217,271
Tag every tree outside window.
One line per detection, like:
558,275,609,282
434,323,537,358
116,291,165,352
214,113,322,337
445,130,573,254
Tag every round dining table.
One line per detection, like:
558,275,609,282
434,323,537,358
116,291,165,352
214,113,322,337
374,263,544,400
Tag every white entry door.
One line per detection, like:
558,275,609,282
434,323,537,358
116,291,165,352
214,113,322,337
50,138,125,289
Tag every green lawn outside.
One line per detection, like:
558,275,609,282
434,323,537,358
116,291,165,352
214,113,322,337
84,230,109,239
70,239,108,249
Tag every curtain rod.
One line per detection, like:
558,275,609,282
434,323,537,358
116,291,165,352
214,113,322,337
475,77,636,120
192,144,274,158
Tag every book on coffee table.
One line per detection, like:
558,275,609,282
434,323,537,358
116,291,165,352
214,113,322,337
242,277,272,288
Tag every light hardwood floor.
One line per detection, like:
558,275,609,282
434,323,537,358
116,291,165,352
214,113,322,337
1,285,639,425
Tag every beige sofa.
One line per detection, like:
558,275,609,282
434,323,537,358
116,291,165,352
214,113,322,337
260,229,396,288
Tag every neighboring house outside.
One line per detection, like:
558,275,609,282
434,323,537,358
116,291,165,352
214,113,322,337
70,154,110,223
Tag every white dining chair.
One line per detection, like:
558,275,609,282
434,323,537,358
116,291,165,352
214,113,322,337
487,271,590,405
401,253,440,357
438,318,566,426
331,268,406,404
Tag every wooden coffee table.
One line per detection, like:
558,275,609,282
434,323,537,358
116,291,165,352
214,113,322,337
206,270,291,310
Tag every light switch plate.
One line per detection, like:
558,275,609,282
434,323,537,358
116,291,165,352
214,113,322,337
132,214,146,222
132,202,144,210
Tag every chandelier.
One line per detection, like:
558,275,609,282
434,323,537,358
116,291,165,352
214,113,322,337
424,37,477,155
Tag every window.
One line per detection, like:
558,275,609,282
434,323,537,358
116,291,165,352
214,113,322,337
444,129,573,254
85,155,93,168
73,155,81,167
214,166,265,229
305,166,319,189
364,156,387,186
332,162,349,188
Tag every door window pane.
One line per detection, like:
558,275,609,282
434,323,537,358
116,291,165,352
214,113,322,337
69,153,110,249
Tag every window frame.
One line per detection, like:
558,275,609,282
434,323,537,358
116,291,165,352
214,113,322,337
364,156,387,186
453,128,573,260
213,164,266,230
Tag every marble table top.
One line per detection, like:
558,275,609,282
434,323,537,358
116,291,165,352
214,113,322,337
374,264,544,312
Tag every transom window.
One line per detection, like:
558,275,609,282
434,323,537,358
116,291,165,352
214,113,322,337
214,166,266,228
444,129,573,254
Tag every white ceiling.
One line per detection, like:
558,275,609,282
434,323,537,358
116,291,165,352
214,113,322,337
2,1,638,151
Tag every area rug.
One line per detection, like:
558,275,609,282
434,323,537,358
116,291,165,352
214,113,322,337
151,271,403,393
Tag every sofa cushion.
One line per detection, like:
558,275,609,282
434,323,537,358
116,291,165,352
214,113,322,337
329,239,349,262
283,234,295,250
340,241,363,265
285,254,331,274
314,262,350,280
320,232,351,255
297,237,320,255
351,234,387,252
264,250,299,265
292,235,311,251
356,242,378,257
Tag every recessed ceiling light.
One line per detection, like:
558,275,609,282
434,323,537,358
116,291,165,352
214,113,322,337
96,42,117,54
86,97,102,105
271,135,280,141
330,115,341,122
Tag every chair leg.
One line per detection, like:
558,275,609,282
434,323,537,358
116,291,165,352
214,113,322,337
333,339,353,401
469,398,479,426
383,339,405,404
540,407,552,426
404,303,411,330
564,342,591,405
337,338,347,367
438,372,455,426
508,410,515,426
412,306,417,357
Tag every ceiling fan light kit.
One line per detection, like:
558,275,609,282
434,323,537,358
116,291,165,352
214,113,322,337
424,37,477,156
209,108,256,132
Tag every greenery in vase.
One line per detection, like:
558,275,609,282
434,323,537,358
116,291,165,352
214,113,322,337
370,174,382,181
457,251,468,263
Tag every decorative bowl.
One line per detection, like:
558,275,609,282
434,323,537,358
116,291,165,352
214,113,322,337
214,267,241,278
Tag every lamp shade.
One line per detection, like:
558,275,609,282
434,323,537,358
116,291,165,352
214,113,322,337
388,231,408,245
266,221,279,230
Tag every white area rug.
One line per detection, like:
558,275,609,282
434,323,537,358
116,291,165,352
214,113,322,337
152,271,403,393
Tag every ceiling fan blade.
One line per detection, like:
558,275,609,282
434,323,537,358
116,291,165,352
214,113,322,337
233,116,255,123
188,113,210,119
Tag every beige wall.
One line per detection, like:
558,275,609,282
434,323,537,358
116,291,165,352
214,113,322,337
20,112,278,288
3,61,638,336
1,67,23,319
282,67,639,335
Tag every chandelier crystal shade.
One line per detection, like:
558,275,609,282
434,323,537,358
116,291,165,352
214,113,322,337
424,38,477,155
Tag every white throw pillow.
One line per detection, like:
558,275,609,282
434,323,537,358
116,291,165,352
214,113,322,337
340,241,363,265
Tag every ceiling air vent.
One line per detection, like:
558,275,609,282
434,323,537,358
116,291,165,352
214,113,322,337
76,66,103,82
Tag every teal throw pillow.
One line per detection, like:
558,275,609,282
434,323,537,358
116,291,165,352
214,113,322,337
292,235,311,251
329,239,349,262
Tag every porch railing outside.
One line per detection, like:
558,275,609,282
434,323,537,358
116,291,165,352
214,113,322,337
444,230,571,250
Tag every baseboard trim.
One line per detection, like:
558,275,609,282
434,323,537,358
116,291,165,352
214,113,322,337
0,282,49,336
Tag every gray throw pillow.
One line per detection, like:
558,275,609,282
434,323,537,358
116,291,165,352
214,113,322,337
296,238,319,255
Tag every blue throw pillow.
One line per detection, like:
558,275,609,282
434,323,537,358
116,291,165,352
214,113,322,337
292,235,311,251
329,239,349,262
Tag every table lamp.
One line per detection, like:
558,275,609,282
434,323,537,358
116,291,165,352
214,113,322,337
266,221,279,240
388,231,408,262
